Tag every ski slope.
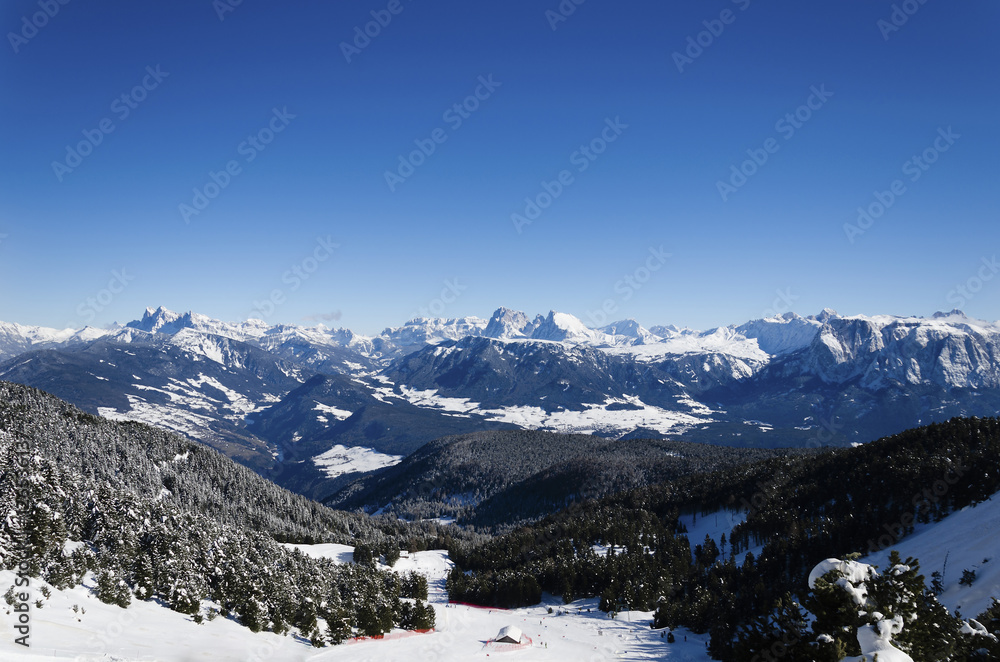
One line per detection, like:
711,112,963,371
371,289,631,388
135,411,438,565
862,492,1000,619
0,548,711,661
10,493,997,660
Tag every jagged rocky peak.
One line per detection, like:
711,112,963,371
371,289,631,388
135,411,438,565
648,324,687,339
599,319,660,344
128,306,185,334
811,308,839,323
529,311,598,343
483,307,532,339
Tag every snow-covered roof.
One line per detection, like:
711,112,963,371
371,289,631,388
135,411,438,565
496,625,522,643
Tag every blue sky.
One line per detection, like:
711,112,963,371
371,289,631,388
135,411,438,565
1,0,997,335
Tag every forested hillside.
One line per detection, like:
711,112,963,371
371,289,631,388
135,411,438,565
327,429,813,528
0,382,450,644
444,417,1000,660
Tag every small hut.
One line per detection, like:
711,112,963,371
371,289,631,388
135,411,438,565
495,625,523,644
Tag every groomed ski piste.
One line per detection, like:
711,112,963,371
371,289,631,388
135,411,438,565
3,489,998,661
0,542,711,661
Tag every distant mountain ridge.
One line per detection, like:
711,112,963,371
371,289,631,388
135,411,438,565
2,305,1000,501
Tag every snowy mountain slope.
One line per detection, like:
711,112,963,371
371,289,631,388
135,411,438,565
126,305,270,340
807,312,1000,389
0,558,713,662
681,490,1000,623
4,305,1000,495
0,335,297,471
383,335,724,438
528,310,605,344
244,373,517,499
735,311,825,355
376,314,489,356
483,305,533,339
863,490,1000,619
0,321,110,362
6,382,1000,662
6,306,1000,388
0,381,455,660
598,318,661,345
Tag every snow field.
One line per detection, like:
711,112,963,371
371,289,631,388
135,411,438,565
311,445,403,479
0,548,710,661
862,492,1000,619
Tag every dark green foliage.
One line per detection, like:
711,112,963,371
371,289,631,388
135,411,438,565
968,599,1000,660
727,594,819,662
400,571,428,600
875,554,963,661
327,429,812,529
0,381,451,646
94,568,132,608
398,599,435,630
326,607,353,644
443,416,1000,661
0,381,428,547
931,570,945,595
960,569,977,587
446,566,541,609
383,545,401,567
352,543,374,566
730,552,980,661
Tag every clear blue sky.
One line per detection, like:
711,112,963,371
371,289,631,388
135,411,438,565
1,0,997,334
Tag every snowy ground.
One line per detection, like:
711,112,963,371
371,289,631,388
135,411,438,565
397,386,713,437
862,492,1000,619
678,494,1000,619
311,445,403,479
0,547,710,661
677,509,759,565
9,495,998,661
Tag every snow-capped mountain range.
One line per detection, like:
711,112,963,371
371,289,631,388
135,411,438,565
2,305,1000,499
